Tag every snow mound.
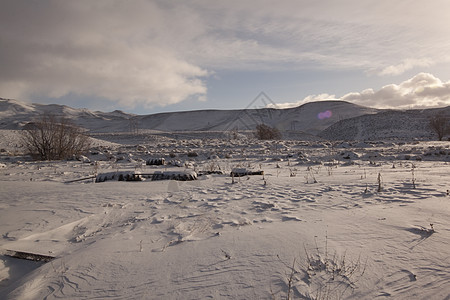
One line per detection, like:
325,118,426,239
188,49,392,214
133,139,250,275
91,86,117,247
230,168,264,177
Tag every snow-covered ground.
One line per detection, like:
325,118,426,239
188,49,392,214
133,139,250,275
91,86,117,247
1,133,450,299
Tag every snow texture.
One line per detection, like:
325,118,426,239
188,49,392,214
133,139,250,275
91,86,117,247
0,98,450,299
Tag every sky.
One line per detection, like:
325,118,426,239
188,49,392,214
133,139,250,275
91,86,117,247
1,0,450,114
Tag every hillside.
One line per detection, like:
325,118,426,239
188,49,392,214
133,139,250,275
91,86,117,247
319,107,450,141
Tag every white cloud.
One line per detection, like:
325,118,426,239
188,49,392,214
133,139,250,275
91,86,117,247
341,73,450,108
377,59,434,76
272,73,450,109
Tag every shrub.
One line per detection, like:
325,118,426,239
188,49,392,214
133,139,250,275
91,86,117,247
274,237,366,300
22,113,90,160
255,124,282,140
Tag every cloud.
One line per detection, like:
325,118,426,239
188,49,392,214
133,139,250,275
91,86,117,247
1,1,450,109
341,73,450,108
0,0,208,109
272,73,450,109
186,1,450,74
377,59,434,76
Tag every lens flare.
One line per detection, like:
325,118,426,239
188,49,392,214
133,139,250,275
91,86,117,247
317,110,332,120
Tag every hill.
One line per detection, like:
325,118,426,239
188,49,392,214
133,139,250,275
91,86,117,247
319,107,450,141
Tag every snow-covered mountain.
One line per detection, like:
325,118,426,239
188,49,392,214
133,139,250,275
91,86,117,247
1,97,448,140
0,98,377,135
0,98,135,132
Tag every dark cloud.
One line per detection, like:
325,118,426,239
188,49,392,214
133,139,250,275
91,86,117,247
0,0,208,108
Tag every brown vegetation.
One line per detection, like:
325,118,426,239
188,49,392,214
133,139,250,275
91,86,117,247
22,113,90,160
255,124,282,140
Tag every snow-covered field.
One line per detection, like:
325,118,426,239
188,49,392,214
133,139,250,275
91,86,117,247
1,133,450,299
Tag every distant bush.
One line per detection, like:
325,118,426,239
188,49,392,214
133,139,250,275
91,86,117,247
255,124,282,140
22,113,90,160
429,114,449,141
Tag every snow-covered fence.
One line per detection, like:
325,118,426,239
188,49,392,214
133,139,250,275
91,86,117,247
95,171,143,182
149,170,197,181
94,170,197,182
230,168,264,177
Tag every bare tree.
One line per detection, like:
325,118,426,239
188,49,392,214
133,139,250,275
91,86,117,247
254,123,282,140
429,114,449,141
22,113,90,160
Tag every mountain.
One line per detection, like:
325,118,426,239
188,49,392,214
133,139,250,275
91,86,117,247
0,98,378,135
1,97,448,141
